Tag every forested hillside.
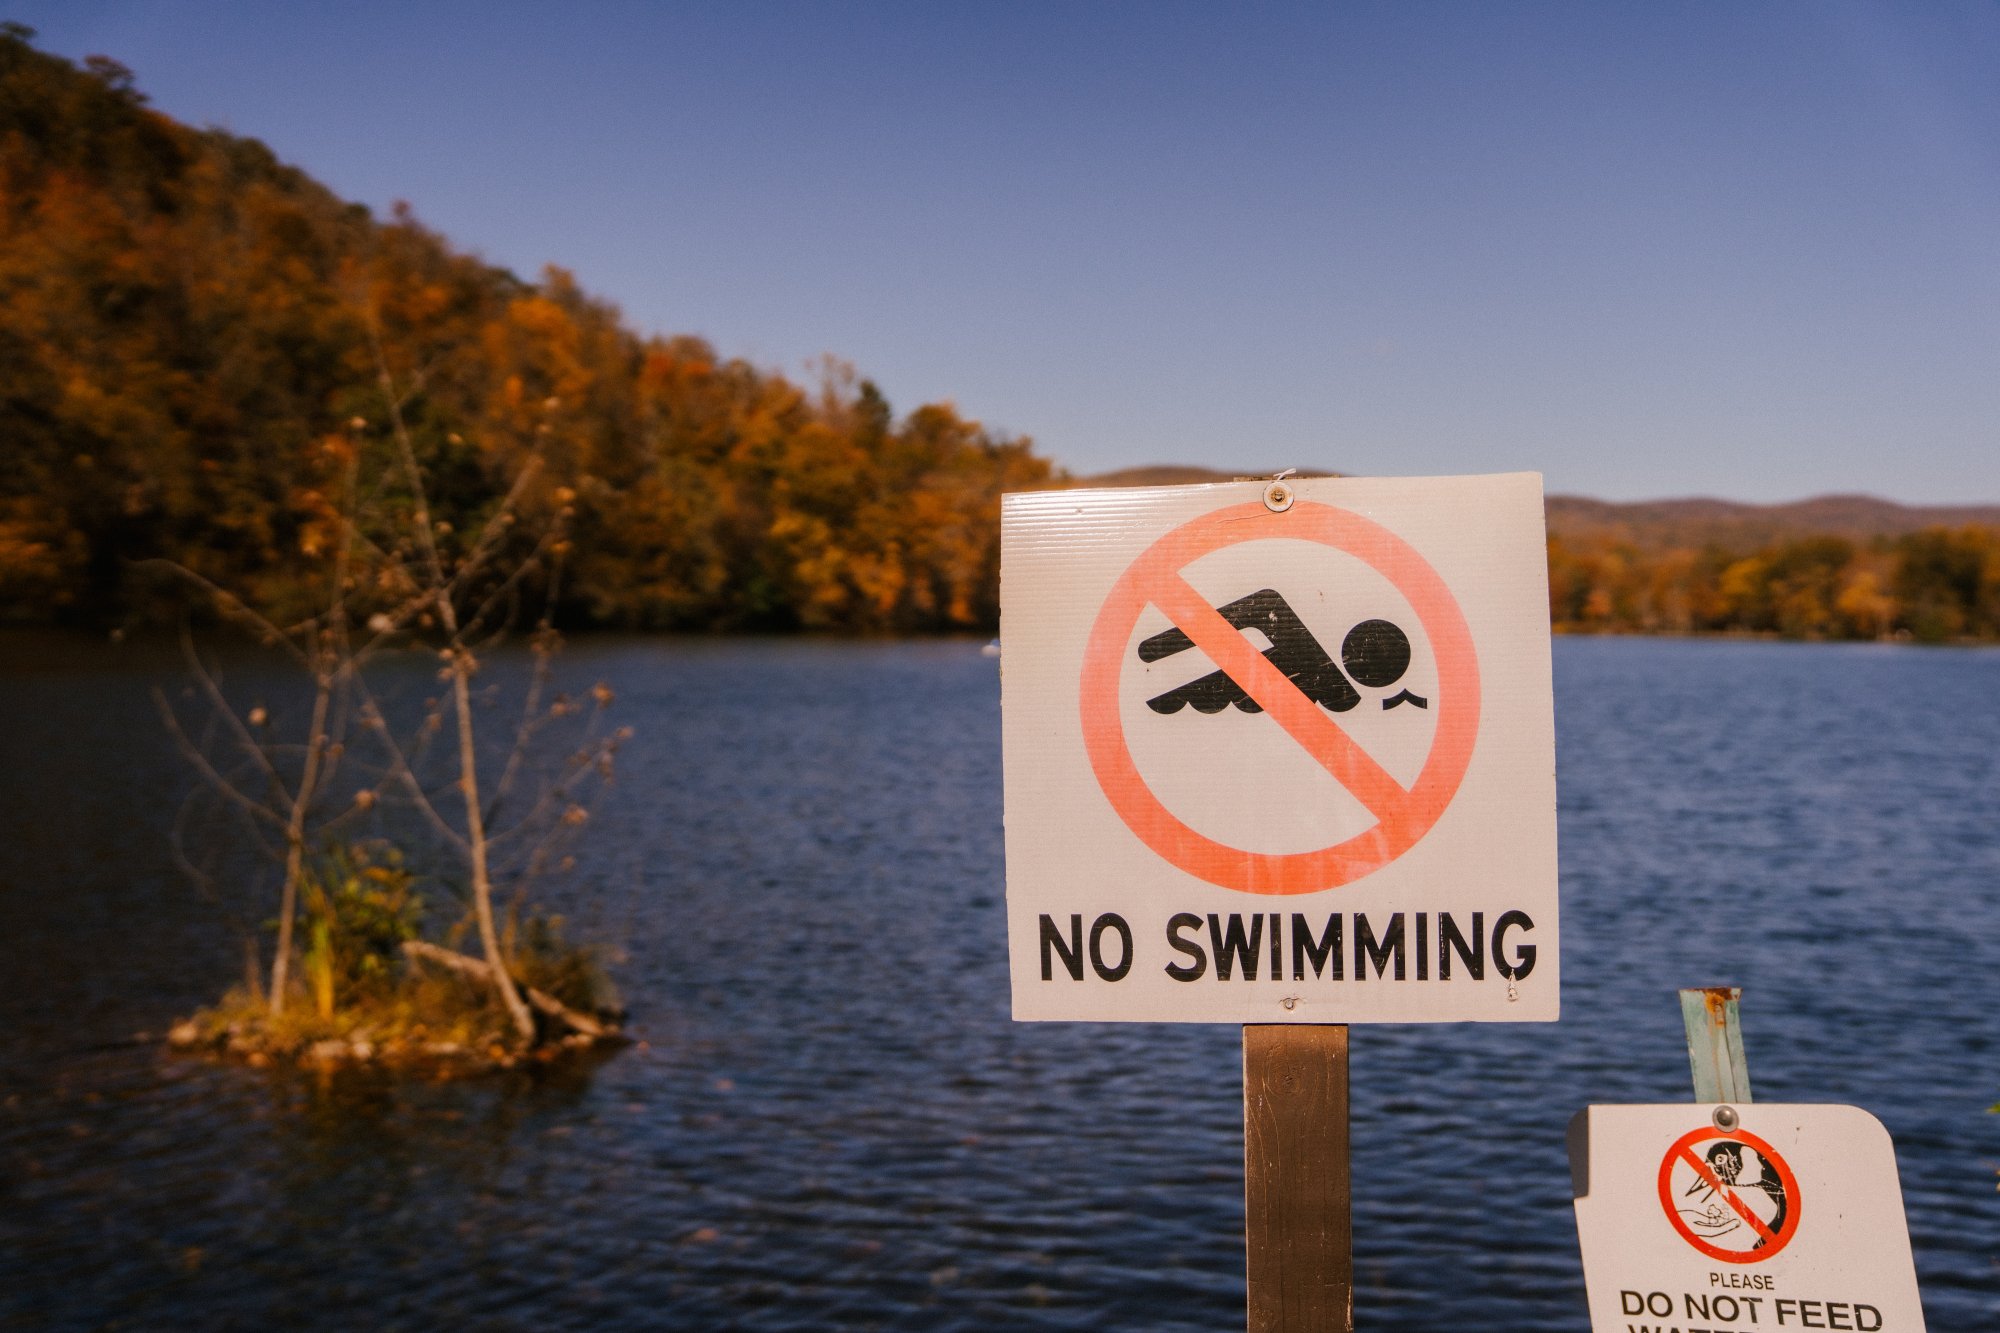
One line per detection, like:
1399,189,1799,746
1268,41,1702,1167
4,27,1995,642
0,27,1051,631
1545,496,2000,641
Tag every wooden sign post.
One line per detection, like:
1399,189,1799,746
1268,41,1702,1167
1244,1024,1352,1333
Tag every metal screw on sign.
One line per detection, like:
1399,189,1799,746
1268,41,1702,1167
1263,468,1297,512
1713,1104,1740,1132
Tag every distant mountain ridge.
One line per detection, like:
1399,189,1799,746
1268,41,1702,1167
1544,493,2000,548
1075,468,2000,544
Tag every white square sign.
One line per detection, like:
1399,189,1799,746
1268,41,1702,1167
1568,1103,1927,1331
1001,472,1557,1022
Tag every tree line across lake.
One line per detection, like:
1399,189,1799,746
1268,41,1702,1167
4,28,1996,643
1549,525,2000,643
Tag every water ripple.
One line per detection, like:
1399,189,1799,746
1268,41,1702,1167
0,635,1994,1328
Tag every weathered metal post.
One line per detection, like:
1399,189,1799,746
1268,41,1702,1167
1679,986,1752,1103
1244,1024,1352,1333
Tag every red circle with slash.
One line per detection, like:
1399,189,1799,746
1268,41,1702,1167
1079,500,1480,895
1657,1125,1802,1262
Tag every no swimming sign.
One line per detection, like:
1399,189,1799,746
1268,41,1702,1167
1000,473,1558,1023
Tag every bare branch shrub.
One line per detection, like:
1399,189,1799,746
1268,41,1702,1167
154,339,627,1046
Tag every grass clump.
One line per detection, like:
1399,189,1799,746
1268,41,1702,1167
299,842,423,1020
172,841,622,1073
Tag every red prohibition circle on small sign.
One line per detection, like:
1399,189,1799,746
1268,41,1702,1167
1656,1126,1803,1263
1079,500,1480,895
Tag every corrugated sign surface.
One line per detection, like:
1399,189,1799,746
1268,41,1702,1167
1002,473,1557,1022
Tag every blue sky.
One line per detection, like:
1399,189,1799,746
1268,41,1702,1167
12,2,2000,502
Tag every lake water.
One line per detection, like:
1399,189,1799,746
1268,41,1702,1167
0,634,1994,1329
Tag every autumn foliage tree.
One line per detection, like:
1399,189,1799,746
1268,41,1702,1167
0,27,1051,634
1547,525,2000,642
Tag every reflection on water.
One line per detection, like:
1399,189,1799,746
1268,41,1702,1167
0,634,1995,1329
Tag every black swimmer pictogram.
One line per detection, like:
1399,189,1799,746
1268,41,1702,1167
1139,588,1427,716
